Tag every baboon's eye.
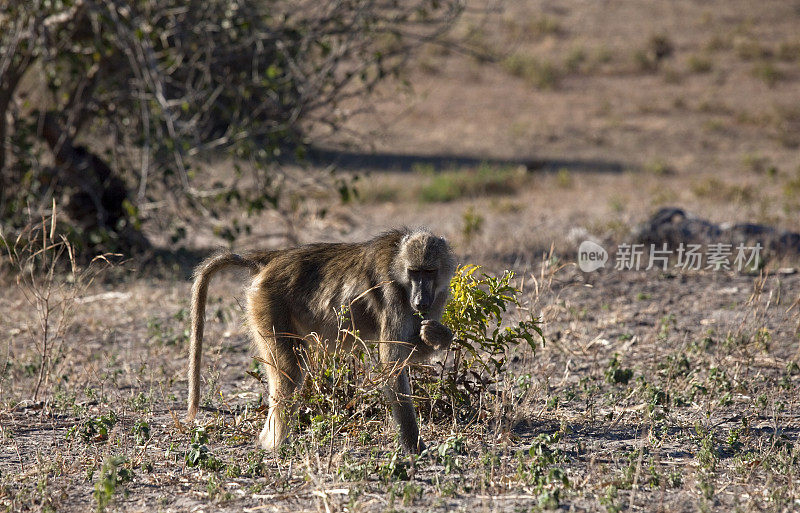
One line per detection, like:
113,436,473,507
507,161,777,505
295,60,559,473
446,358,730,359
408,269,436,280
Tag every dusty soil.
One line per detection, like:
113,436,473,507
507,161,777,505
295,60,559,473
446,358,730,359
2,1,800,512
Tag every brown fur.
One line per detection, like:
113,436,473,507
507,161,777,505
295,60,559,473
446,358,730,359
186,228,457,453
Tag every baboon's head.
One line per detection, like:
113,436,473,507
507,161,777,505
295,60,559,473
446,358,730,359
393,230,457,314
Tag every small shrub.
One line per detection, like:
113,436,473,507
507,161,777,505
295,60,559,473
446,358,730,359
259,264,545,453
600,484,620,512
635,34,673,72
644,158,674,176
688,54,712,73
77,412,118,443
412,162,436,175
241,450,268,478
692,177,754,203
432,435,467,474
415,266,544,421
515,433,568,506
378,450,412,481
751,62,783,86
565,46,587,72
295,335,384,446
186,427,224,471
605,354,633,385
556,168,573,188
419,166,522,203
705,33,732,52
694,423,719,471
735,39,769,60
337,452,373,482
783,168,800,198
461,206,484,243
444,265,544,376
1,205,112,401
503,14,561,42
131,420,151,445
564,46,588,73
94,456,133,512
503,54,561,89
523,14,561,39
594,46,614,65
741,153,776,175
777,41,800,61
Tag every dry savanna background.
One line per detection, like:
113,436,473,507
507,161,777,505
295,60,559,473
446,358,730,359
2,1,800,512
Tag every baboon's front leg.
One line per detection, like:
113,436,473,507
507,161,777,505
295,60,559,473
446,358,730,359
385,366,424,453
380,320,424,454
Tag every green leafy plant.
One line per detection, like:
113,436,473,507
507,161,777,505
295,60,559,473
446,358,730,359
94,456,133,512
77,412,118,444
432,435,467,474
515,433,569,508
186,427,224,471
461,206,484,243
443,265,544,376
415,265,544,421
378,450,412,482
605,354,633,385
131,420,151,445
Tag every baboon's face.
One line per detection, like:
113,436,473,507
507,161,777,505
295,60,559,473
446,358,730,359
407,268,437,313
395,231,456,314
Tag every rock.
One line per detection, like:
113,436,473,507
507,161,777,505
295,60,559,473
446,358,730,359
634,206,800,255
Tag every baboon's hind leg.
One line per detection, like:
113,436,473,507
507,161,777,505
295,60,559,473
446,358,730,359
249,304,304,451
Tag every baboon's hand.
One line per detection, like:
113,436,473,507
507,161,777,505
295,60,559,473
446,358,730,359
420,320,452,350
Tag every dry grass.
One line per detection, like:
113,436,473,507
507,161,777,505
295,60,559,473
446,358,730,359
3,0,800,511
1,221,798,512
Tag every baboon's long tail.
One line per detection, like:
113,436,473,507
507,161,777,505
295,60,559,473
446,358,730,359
187,251,262,421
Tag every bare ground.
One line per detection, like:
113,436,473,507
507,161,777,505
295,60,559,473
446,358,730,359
2,0,800,512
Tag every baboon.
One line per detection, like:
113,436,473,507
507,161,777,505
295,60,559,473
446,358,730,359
186,228,457,454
